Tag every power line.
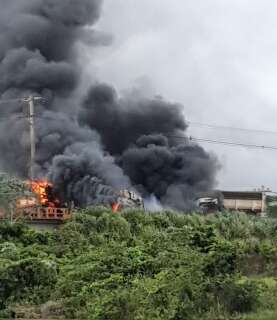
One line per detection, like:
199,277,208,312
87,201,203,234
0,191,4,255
2,114,277,151
36,114,277,138
188,121,277,135
168,135,277,150
192,137,277,150
2,98,277,151
0,97,276,135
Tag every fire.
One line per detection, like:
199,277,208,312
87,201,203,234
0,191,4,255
30,180,60,208
111,202,121,213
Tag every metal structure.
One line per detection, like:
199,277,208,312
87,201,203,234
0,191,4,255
15,206,71,224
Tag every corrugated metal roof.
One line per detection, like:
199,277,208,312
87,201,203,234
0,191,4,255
222,191,263,200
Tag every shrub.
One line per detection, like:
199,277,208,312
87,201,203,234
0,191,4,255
204,240,240,276
216,280,259,314
0,258,57,308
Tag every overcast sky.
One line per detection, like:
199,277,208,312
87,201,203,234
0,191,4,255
84,0,277,191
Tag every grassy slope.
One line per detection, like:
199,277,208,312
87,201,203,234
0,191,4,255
1,209,277,319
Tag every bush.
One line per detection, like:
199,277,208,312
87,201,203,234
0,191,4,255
219,280,259,314
204,240,240,276
1,210,277,318
0,258,57,308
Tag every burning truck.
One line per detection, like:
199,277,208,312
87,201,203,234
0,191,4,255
12,180,144,224
14,180,71,223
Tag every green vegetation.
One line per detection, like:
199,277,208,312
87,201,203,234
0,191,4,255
0,174,30,196
1,209,277,319
266,195,277,218
0,174,33,214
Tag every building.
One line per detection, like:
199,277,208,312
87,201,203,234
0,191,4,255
222,191,266,215
195,190,267,215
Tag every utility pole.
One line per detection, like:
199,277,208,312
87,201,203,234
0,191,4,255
29,96,35,181
22,96,43,180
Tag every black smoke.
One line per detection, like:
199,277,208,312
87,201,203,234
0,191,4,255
79,85,218,210
0,0,219,211
79,84,187,154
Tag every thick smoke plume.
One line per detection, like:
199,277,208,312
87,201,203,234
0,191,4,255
0,0,219,211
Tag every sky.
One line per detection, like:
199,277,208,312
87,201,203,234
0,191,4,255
83,0,277,191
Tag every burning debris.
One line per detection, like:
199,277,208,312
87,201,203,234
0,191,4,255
112,190,144,212
30,180,60,208
0,175,71,222
15,180,71,223
0,0,219,212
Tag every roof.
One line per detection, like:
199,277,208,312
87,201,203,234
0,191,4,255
222,191,264,200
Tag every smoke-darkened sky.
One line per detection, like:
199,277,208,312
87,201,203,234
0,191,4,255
0,0,220,211
86,0,277,191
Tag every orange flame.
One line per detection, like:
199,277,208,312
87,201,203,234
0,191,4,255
30,180,60,208
111,203,121,213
